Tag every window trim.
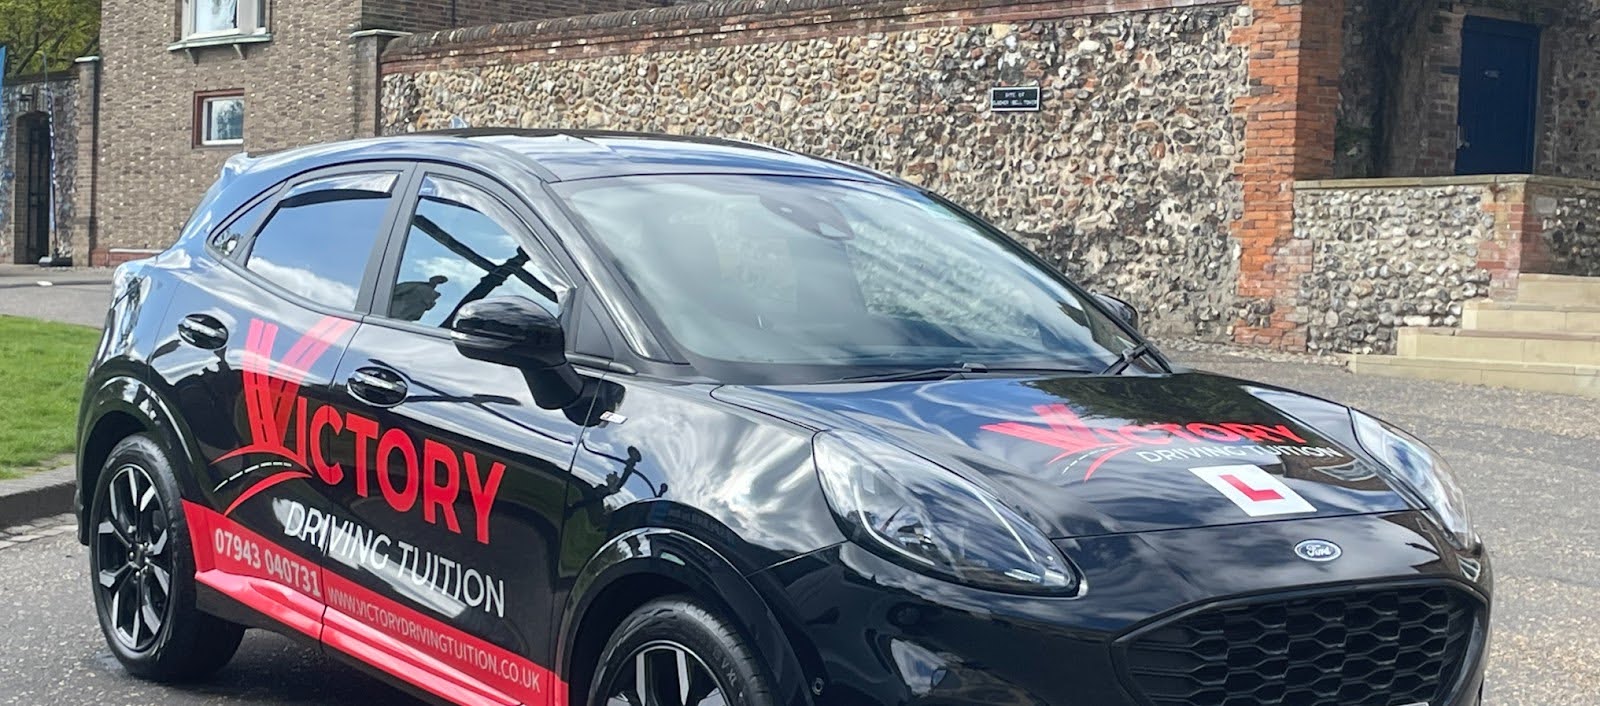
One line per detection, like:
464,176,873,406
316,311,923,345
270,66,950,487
194,89,245,148
219,162,419,319
180,0,269,41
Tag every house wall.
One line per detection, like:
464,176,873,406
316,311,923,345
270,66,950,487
90,0,370,265
0,75,78,264
381,0,1349,345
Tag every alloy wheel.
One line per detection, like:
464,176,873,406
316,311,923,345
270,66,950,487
94,463,174,652
605,641,730,706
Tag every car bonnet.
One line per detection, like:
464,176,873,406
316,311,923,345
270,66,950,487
712,372,1415,539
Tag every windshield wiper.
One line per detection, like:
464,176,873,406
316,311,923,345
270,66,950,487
1100,343,1164,376
828,362,1092,384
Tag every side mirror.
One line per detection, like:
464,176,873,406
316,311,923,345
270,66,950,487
452,297,583,409
1093,293,1141,331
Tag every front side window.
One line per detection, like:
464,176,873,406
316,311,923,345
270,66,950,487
184,0,267,37
386,176,568,327
556,174,1143,382
196,92,244,146
244,172,399,310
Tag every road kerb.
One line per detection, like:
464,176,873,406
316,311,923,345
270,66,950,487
0,465,76,531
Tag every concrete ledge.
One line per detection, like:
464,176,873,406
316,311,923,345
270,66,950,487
1294,174,1600,192
0,466,77,530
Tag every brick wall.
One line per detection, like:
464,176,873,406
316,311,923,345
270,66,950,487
1229,0,1345,350
89,0,369,264
382,0,1265,342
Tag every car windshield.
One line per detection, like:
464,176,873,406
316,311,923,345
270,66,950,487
554,174,1151,382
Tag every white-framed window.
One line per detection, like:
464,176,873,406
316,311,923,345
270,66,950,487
197,91,245,146
182,0,267,39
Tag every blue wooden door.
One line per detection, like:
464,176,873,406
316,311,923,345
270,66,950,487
1456,16,1541,175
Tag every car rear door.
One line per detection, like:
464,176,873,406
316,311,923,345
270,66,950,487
149,164,410,641
318,166,595,706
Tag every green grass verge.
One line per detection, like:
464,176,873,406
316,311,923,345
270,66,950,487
0,315,100,479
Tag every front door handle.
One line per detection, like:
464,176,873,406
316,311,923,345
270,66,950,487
177,314,228,349
348,367,409,407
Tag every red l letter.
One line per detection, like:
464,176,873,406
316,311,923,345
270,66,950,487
1221,473,1283,502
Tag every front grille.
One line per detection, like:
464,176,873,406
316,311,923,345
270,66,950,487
1119,586,1479,706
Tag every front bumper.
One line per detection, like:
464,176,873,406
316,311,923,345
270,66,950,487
750,511,1491,705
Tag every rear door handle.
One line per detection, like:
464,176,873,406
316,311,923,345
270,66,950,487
347,367,409,407
177,314,228,349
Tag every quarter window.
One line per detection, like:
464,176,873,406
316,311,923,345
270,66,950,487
196,91,244,146
209,197,272,258
386,176,567,327
244,172,399,310
184,0,267,38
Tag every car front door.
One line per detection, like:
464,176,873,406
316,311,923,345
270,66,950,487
150,166,408,640
318,167,595,706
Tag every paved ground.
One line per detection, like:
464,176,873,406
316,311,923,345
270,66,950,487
0,264,113,328
0,269,1596,704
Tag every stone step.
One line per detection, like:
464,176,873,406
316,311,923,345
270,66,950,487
1348,355,1600,398
1397,328,1600,366
1517,274,1600,307
1462,300,1600,334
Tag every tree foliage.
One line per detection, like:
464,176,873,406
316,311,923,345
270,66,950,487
0,0,99,77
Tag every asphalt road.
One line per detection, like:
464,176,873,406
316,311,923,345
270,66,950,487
0,265,113,328
0,270,1596,703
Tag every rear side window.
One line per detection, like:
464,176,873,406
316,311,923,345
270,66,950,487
244,172,399,310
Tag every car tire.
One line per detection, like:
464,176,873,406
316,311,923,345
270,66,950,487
588,596,776,706
89,433,245,682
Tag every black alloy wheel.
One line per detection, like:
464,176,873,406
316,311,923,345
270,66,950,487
590,597,775,706
94,462,174,652
606,640,730,706
89,434,244,681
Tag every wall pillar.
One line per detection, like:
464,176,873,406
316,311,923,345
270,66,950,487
1232,0,1347,350
70,56,100,266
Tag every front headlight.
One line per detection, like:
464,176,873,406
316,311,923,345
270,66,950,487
1351,410,1479,550
812,430,1079,595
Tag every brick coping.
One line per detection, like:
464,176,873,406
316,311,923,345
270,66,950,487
383,0,1243,64
1295,174,1600,192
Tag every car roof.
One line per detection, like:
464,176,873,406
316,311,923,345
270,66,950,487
226,129,899,185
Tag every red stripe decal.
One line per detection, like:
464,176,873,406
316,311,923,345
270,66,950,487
181,501,563,705
223,470,312,517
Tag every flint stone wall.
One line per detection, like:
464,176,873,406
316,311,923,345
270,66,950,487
1533,180,1600,277
381,0,1253,340
1294,174,1600,355
1294,183,1498,355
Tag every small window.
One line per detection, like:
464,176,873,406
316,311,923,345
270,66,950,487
209,197,272,258
196,91,244,146
244,172,399,310
387,176,568,327
184,0,267,38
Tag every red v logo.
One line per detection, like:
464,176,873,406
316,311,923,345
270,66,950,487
219,316,355,466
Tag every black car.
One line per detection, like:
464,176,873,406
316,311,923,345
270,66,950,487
76,130,1490,706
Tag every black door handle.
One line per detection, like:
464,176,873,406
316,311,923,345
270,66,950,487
347,367,409,407
176,314,228,349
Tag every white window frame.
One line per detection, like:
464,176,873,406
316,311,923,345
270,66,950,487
181,0,268,40
198,94,245,147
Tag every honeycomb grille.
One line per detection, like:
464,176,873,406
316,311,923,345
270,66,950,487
1120,586,1478,706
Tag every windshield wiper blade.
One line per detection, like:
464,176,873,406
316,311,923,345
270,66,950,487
829,362,1093,384
1100,343,1162,376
